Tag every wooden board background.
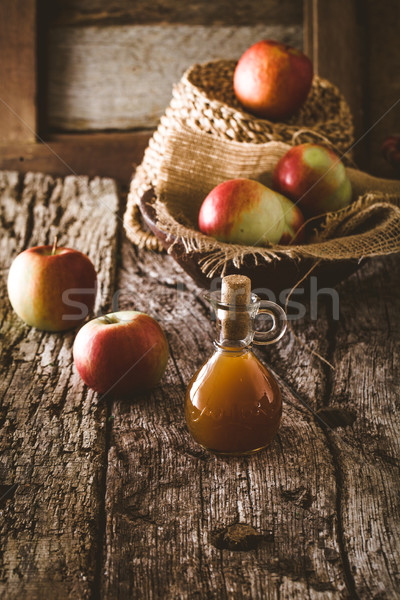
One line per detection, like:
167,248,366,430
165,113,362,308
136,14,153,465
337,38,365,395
46,23,302,131
0,0,37,143
47,0,303,27
42,0,400,177
1,0,399,180
304,0,400,176
44,0,302,131
364,1,400,177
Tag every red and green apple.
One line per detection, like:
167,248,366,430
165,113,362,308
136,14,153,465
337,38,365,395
198,178,303,246
7,240,97,331
73,310,169,396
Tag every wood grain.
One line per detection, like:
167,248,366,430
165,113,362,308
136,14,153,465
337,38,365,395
364,0,400,177
0,132,152,186
0,171,119,598
0,0,37,142
48,0,302,27
326,257,400,597
1,172,399,598
304,0,400,176
304,0,366,165
46,24,302,131
261,256,400,599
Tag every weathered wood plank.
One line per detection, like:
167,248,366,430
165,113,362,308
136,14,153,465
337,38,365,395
100,236,349,599
0,171,119,598
47,24,302,131
49,0,302,27
364,0,400,177
266,255,400,599
304,0,400,175
303,0,366,165
0,131,151,186
325,256,400,598
0,0,37,142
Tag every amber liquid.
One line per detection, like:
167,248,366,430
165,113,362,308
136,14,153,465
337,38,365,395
185,348,282,455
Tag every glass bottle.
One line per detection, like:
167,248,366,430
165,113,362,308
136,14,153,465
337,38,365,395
185,275,287,455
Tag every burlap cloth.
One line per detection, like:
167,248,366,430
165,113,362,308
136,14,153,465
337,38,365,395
124,60,400,278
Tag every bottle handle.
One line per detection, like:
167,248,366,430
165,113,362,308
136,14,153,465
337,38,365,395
253,300,287,346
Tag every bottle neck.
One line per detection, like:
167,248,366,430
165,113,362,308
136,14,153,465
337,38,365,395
213,341,250,357
214,306,254,350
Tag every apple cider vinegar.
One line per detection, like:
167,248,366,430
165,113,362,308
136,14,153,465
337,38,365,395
186,348,282,454
185,275,286,455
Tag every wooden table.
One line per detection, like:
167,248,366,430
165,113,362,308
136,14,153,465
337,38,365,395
1,171,399,599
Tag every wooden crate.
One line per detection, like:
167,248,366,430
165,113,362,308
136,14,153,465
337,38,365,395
0,0,399,183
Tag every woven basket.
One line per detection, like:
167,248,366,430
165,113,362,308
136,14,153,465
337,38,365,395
124,59,355,251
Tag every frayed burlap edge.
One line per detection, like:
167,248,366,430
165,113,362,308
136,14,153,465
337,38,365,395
153,193,400,279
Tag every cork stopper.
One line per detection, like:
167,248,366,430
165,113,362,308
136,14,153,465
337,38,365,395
221,275,251,306
219,275,251,343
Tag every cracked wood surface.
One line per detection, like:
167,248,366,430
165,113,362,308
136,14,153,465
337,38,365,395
1,171,399,599
0,171,119,599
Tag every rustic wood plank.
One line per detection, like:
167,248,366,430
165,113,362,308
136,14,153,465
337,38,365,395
0,0,37,142
324,255,400,598
304,0,400,175
364,0,400,177
267,255,400,599
49,0,302,27
0,171,119,598
47,24,302,131
0,131,151,186
304,0,366,166
100,235,350,599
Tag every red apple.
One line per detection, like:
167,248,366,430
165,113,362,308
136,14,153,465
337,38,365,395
233,40,313,120
7,240,97,331
273,143,352,218
198,178,303,246
73,310,169,396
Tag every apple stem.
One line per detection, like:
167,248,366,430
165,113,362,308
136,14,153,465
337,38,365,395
52,235,58,255
101,315,117,324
